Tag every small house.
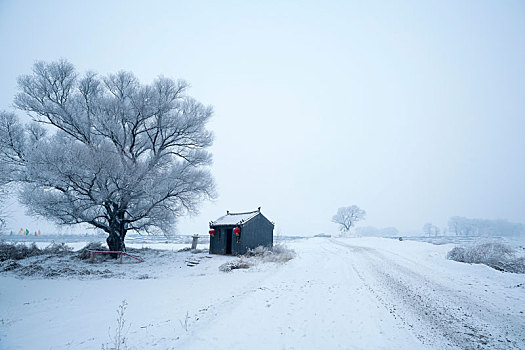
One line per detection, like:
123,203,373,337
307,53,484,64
208,208,274,255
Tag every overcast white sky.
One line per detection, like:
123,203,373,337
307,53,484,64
1,0,524,236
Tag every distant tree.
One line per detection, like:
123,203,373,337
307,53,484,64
448,216,463,235
0,60,215,252
0,156,10,232
423,223,439,236
449,216,480,236
381,226,400,236
0,188,6,232
355,226,399,237
355,226,379,237
332,205,366,234
423,223,432,236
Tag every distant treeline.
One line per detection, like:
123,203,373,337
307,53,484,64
356,217,524,238
447,216,524,236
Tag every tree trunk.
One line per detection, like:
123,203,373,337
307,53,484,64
105,202,127,259
106,208,127,258
106,232,124,252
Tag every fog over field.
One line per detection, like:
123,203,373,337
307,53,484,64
1,0,524,237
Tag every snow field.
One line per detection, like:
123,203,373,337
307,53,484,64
0,237,524,349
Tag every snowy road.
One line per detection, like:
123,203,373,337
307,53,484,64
178,238,425,349
178,238,525,349
1,237,524,349
331,239,525,349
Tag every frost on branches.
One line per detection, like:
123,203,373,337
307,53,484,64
0,60,215,253
332,205,366,234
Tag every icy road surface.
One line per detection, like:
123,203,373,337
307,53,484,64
1,237,524,349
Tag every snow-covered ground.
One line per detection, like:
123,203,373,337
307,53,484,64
1,237,524,349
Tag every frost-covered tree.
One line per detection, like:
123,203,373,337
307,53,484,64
0,60,215,252
423,222,439,236
0,188,7,231
332,205,366,233
0,140,12,232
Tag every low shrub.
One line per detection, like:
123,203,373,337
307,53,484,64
43,242,73,255
0,260,21,272
447,242,525,273
0,242,42,261
219,258,253,272
246,244,296,263
78,242,106,260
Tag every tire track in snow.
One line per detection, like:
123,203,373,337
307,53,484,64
331,239,525,350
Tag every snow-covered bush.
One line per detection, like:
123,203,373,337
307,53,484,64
246,244,296,263
219,244,296,272
42,242,73,255
78,242,106,260
219,258,253,272
0,260,21,272
0,241,73,261
446,246,467,261
0,241,72,263
0,242,42,261
447,242,525,273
